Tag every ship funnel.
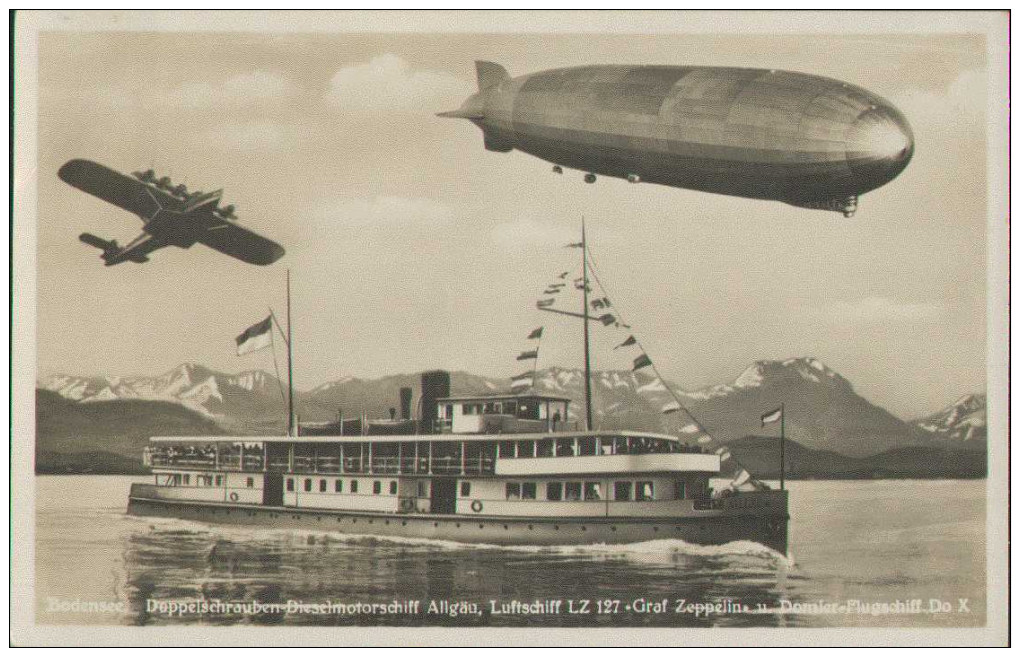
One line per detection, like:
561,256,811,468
420,370,451,429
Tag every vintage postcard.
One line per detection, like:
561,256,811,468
11,10,1009,646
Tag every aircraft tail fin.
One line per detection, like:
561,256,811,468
475,61,509,91
79,233,120,254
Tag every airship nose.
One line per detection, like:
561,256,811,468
846,103,914,191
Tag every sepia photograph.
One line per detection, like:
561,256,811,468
10,10,1009,646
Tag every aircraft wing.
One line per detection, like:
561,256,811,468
191,212,286,266
58,159,182,223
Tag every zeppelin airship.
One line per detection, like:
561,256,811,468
439,61,914,217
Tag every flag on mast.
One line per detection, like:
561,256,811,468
527,327,543,339
761,406,784,426
510,371,534,391
236,316,273,356
516,350,538,361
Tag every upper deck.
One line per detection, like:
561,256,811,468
144,378,720,478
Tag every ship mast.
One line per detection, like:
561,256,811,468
580,218,593,431
536,221,597,432
286,269,295,436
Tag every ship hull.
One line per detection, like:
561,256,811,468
127,495,788,555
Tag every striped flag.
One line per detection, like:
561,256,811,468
761,406,783,426
236,316,272,355
517,350,538,361
537,299,555,308
510,371,534,391
598,314,617,326
527,327,543,339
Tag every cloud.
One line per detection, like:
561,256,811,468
160,70,298,110
795,296,944,324
326,54,473,113
204,120,307,151
491,218,578,250
893,69,986,132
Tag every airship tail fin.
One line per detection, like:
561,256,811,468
475,61,509,91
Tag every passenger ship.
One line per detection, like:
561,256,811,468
127,238,789,553
129,374,787,553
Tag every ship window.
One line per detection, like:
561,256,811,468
182,474,191,485
636,481,655,501
286,478,294,492
565,482,582,501
418,482,429,497
319,479,327,493
505,483,521,500
390,481,398,495
537,439,554,458
444,404,454,419
498,441,515,458
335,479,343,493
578,437,597,456
460,481,471,497
615,437,630,455
516,440,535,458
304,479,312,492
246,477,254,488
674,480,686,500
215,475,223,487
599,437,614,455
373,481,382,495
614,481,632,501
351,480,359,493
521,482,537,500
546,482,563,501
555,438,575,457
584,482,602,501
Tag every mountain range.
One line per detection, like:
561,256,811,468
37,357,986,476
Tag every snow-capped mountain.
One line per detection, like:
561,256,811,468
40,357,955,457
41,363,286,426
911,393,987,445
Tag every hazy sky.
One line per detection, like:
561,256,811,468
32,25,989,419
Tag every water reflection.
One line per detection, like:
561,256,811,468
118,523,793,627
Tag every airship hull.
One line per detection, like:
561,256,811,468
446,64,914,216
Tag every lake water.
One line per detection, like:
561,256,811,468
34,476,985,627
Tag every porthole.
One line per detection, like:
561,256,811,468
503,525,509,530
581,526,586,531
611,526,617,532
479,524,484,529
528,524,534,530
554,525,559,530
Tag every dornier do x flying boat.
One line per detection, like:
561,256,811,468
58,159,285,266
440,61,914,217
